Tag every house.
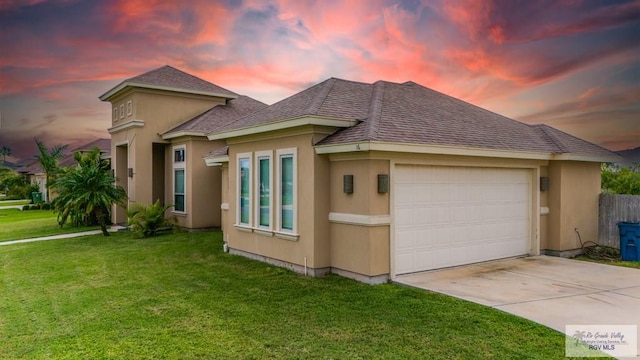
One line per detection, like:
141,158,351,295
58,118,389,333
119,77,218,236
18,138,112,202
99,66,266,229
101,66,619,283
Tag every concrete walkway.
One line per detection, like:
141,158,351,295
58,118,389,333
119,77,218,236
0,226,126,246
396,256,640,357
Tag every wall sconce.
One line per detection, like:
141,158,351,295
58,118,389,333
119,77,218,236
540,177,549,191
343,175,354,194
128,168,134,178
378,174,389,193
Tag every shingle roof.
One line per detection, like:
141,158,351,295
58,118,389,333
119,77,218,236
59,138,111,167
213,78,373,132
210,77,615,159
99,65,238,100
164,96,267,136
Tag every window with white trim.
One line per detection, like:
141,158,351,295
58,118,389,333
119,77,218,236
120,104,125,119
255,151,272,229
173,146,186,213
113,107,118,121
127,100,132,116
277,148,297,233
237,153,252,226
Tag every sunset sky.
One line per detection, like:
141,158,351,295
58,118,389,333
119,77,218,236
1,0,639,162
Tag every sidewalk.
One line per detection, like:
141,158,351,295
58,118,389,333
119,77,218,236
0,226,127,246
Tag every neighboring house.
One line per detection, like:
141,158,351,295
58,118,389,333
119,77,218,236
616,146,640,168
102,66,619,283
17,139,112,202
99,66,267,228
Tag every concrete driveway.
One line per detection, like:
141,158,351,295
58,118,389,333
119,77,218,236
395,256,640,350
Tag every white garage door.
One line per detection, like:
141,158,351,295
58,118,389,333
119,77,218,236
394,165,531,275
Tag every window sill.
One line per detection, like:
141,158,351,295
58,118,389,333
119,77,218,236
232,226,299,241
234,224,253,233
274,231,299,242
172,211,187,217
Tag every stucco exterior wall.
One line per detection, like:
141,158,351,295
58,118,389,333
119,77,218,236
329,158,391,276
107,88,225,226
223,128,331,270
546,161,601,254
167,137,225,229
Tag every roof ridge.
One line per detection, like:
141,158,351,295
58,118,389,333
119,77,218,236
305,78,337,114
365,81,385,140
532,124,570,153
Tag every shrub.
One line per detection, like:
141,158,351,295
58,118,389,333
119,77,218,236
30,204,40,210
602,164,640,195
41,203,51,210
127,200,174,238
22,205,30,211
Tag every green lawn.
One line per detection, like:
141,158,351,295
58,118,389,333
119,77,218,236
0,231,569,359
0,208,99,242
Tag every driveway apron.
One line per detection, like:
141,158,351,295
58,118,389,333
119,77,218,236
395,256,640,353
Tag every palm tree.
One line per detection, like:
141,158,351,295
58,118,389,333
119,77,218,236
51,148,127,236
34,138,67,202
0,145,11,165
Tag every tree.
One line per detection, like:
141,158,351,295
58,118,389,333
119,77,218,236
51,148,127,236
602,163,640,195
34,138,67,202
0,145,11,164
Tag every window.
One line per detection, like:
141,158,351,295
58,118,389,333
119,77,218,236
237,154,252,226
173,146,186,213
127,100,132,116
277,148,297,233
120,104,125,119
255,152,272,229
174,148,185,162
113,107,118,121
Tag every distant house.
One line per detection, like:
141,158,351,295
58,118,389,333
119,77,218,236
101,66,619,283
616,146,640,168
17,138,111,202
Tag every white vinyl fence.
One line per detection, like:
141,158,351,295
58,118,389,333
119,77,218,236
598,193,640,249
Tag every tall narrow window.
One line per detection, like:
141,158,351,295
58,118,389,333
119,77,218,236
238,155,251,226
277,148,297,233
255,152,272,229
173,146,186,213
126,100,133,116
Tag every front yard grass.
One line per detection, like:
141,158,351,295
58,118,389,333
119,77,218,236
0,231,569,359
0,208,99,242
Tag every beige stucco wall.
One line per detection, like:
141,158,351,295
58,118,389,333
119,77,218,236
539,165,549,250
329,158,390,276
107,88,225,226
223,127,331,270
546,161,601,253
167,137,225,229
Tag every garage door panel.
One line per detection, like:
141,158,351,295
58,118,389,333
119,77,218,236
394,165,531,275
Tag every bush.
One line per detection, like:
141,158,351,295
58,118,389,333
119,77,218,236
22,205,30,211
41,203,51,210
30,204,40,210
602,164,640,195
127,200,174,238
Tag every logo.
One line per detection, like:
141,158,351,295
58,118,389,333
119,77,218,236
566,325,637,357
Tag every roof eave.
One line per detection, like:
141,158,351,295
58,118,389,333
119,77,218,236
315,141,554,160
99,81,238,101
206,116,358,140
550,153,622,163
204,155,229,167
161,131,207,140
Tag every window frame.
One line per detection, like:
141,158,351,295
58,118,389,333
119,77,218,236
236,152,253,227
126,100,133,116
276,148,297,234
173,145,186,214
120,104,125,119
113,107,118,121
254,151,273,230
